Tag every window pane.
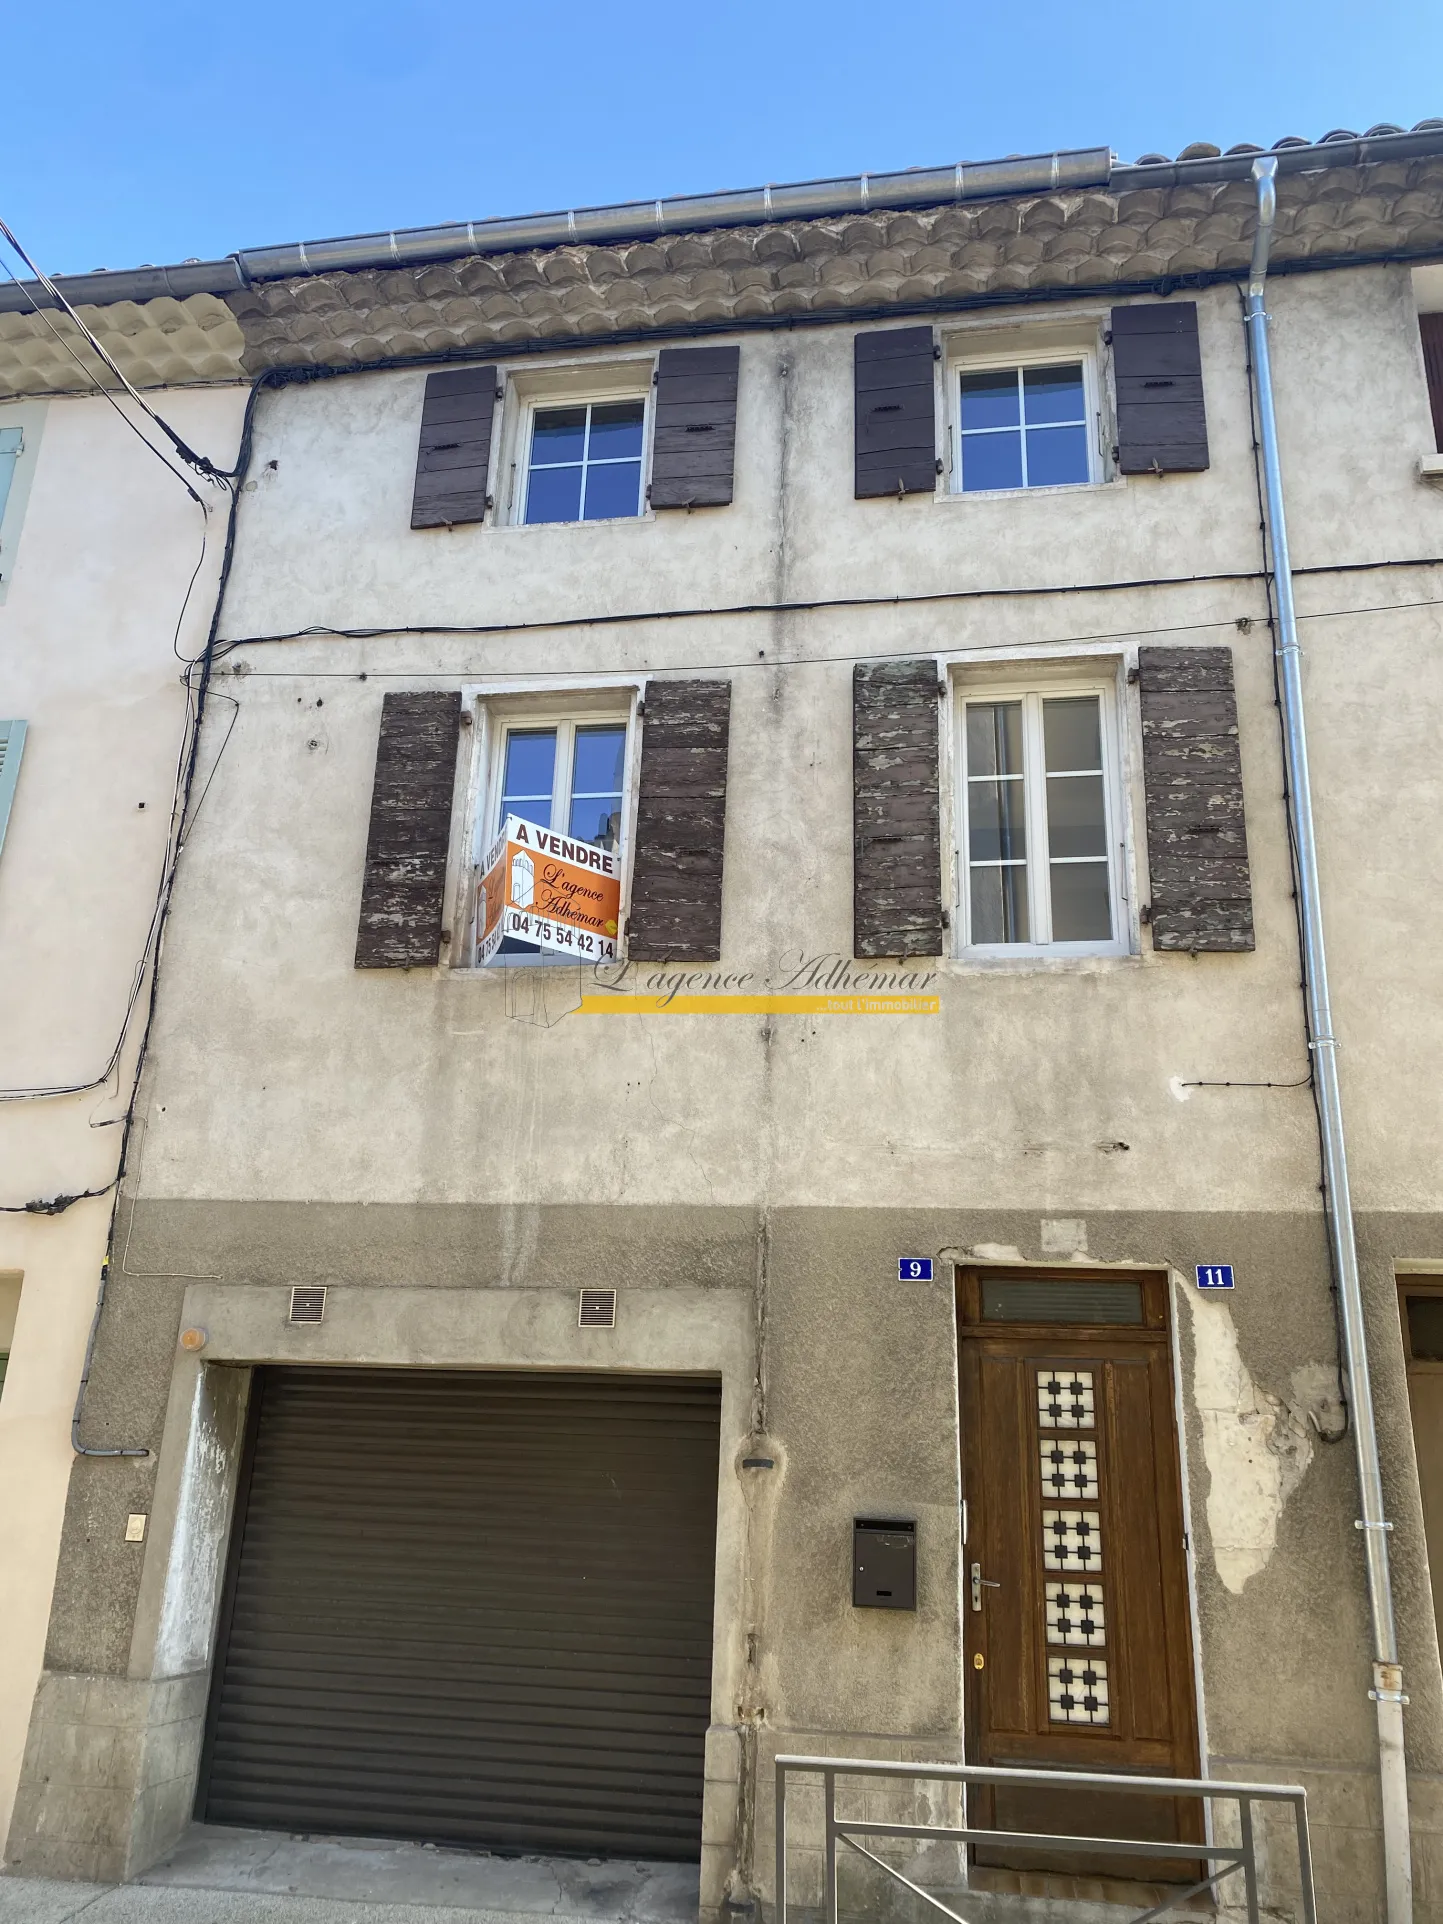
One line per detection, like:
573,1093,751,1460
501,730,556,828
967,701,1024,779
971,865,1030,943
569,795,623,848
525,465,583,524
1050,861,1112,941
571,725,626,797
1022,364,1086,425
1043,697,1102,773
530,406,587,464
959,370,1020,430
969,780,1027,862
583,459,642,521
962,430,1024,492
588,400,645,460
569,724,626,849
1026,424,1090,487
1046,774,1107,858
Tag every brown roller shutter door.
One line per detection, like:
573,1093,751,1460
198,1368,722,1860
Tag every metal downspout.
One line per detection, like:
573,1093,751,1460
1245,153,1411,1922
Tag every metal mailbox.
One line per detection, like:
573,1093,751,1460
852,1517,916,1610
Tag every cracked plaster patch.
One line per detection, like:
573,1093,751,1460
1184,1284,1314,1593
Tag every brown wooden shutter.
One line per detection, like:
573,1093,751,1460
1111,304,1209,474
1138,646,1253,952
1421,314,1443,452
853,660,945,957
854,328,938,499
649,346,740,509
354,691,462,968
627,680,731,963
410,367,498,529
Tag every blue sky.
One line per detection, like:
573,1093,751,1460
2,0,1438,278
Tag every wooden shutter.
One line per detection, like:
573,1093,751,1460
853,660,944,958
0,719,27,860
1138,646,1253,952
1111,304,1209,474
1421,314,1443,452
354,692,461,968
649,346,739,509
410,367,498,529
854,328,938,499
627,680,731,963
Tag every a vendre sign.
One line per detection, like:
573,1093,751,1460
474,815,622,965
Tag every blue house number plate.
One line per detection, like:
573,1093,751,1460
899,1258,934,1281
1196,1264,1235,1290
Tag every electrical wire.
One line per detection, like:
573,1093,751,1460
0,216,224,484
208,587,1443,684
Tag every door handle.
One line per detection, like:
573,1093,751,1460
969,1562,1002,1612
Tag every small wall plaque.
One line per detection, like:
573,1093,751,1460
1196,1265,1235,1290
898,1258,934,1282
124,1514,147,1543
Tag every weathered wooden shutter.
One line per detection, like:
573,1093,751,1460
1421,313,1443,452
1138,646,1253,952
853,661,944,957
410,367,498,529
649,346,740,509
1111,303,1209,474
354,692,461,968
627,680,731,963
854,328,938,499
0,718,28,860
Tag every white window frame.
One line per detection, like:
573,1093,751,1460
494,358,656,528
451,683,642,968
954,675,1129,959
943,334,1107,498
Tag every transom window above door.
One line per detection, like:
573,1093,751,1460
523,400,647,524
958,682,1127,956
957,362,1093,492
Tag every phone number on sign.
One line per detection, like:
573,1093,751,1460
506,909,617,960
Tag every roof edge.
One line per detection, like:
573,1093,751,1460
3,125,1442,320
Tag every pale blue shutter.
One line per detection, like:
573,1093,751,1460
0,428,21,534
0,720,27,859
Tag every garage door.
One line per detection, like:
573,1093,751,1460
198,1367,722,1859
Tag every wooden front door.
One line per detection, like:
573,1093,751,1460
958,1268,1200,1879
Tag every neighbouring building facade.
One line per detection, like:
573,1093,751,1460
5,122,1443,1924
0,300,247,1850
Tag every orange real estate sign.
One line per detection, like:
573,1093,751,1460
475,815,622,965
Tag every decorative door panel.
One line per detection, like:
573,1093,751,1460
958,1269,1200,1879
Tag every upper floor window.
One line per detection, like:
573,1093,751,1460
523,400,647,525
957,361,1093,493
958,681,1125,956
464,702,633,965
498,717,628,849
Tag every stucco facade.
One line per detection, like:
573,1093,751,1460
0,381,246,1852
4,134,1443,1924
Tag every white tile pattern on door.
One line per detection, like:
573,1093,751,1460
1037,1367,1109,1723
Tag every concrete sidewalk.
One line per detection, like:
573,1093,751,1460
0,1825,702,1924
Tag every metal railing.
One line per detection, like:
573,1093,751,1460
775,1756,1317,1924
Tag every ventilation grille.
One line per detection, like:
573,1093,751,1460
288,1286,327,1325
579,1287,616,1329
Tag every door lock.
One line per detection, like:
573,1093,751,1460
969,1562,1002,1612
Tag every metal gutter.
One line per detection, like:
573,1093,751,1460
1244,151,1412,1923
233,147,1112,281
0,257,244,315
2,121,1441,319
1115,122,1443,189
